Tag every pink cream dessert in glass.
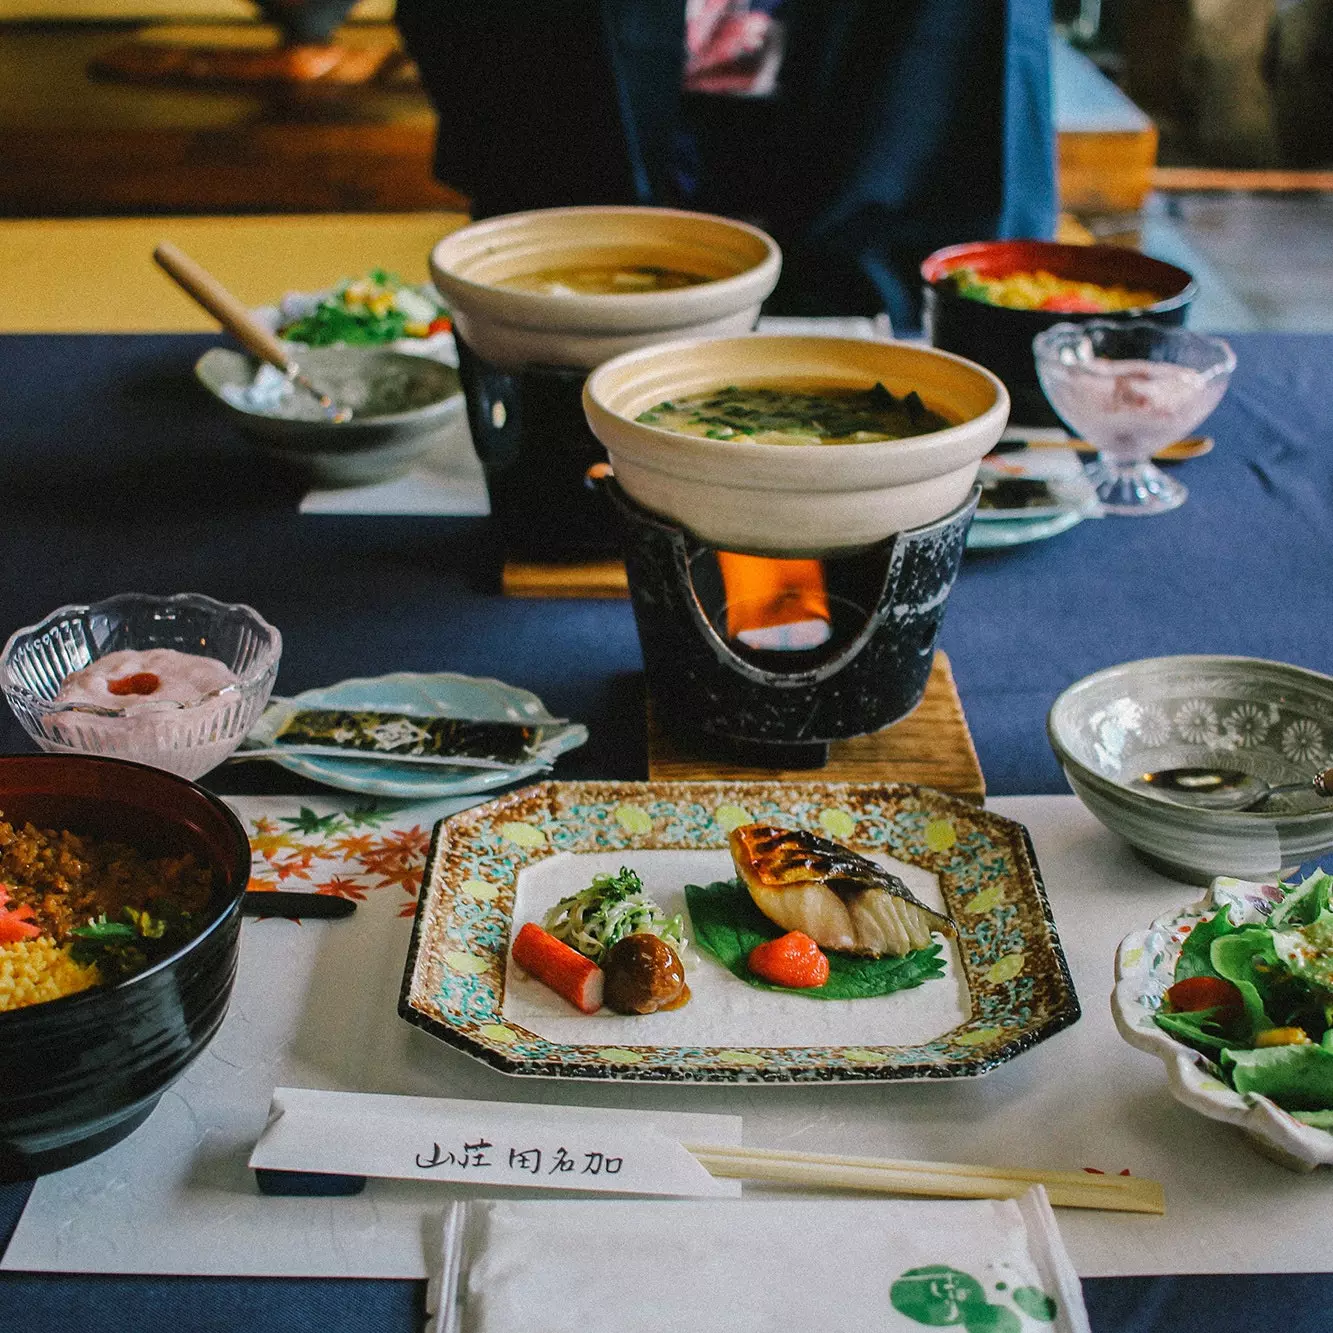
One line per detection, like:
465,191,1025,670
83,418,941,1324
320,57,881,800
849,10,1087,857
56,648,238,709
1033,320,1235,515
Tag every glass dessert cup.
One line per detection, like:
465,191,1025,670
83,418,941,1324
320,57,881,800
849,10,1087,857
1032,320,1235,515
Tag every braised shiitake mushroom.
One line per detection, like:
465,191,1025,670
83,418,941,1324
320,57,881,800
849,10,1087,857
602,933,689,1014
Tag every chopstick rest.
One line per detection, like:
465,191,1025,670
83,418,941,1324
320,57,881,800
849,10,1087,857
240,891,357,920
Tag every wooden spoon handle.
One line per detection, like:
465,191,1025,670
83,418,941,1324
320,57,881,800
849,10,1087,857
153,241,293,373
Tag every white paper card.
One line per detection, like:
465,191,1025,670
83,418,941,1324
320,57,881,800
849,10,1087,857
249,1088,740,1198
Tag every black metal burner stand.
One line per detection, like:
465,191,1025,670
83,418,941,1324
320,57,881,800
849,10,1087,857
604,479,979,768
454,333,620,564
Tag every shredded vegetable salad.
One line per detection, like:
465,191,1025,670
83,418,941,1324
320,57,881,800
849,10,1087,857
278,270,452,346
948,267,1157,313
1156,869,1333,1127
542,866,686,965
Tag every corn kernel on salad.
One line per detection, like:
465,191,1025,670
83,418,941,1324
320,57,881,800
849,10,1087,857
949,266,1158,313
0,812,213,1013
277,270,452,346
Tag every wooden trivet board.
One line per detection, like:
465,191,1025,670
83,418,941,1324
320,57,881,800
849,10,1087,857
646,651,985,801
502,559,628,599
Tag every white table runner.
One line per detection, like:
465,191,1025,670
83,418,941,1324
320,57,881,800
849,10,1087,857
5,795,1330,1281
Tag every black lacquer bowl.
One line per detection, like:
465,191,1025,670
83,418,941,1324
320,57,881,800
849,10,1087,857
0,754,251,1180
921,239,1196,428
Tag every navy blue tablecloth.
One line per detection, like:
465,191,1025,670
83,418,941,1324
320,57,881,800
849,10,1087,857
1,331,1330,1330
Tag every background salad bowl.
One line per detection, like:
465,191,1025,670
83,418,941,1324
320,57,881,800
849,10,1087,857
921,239,1196,428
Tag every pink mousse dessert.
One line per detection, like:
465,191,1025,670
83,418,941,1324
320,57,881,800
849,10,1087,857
51,648,245,778
56,648,239,709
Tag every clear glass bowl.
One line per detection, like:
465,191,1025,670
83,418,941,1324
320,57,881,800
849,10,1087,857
1,593,282,780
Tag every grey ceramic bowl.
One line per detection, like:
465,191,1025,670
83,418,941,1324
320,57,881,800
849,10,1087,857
196,345,466,487
1048,655,1333,884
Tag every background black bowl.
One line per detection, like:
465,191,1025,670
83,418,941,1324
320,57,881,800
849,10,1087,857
921,240,1197,428
0,754,251,1181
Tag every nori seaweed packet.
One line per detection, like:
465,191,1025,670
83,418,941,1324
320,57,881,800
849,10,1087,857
240,705,566,769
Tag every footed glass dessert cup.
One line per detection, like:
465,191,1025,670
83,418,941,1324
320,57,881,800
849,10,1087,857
1032,320,1235,515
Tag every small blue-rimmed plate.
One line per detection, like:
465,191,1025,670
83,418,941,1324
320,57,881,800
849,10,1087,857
242,672,587,798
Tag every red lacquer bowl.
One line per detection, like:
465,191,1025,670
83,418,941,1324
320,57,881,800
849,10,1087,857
921,239,1197,428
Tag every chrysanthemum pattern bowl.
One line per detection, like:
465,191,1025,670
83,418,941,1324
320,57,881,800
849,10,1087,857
1048,655,1333,884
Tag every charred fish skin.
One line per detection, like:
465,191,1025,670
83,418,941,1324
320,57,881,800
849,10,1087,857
728,824,956,958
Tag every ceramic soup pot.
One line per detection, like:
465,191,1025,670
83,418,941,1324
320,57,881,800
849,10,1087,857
582,333,1010,556
428,207,781,562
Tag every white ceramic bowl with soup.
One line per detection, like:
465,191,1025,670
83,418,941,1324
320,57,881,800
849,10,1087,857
427,206,781,370
582,334,1011,555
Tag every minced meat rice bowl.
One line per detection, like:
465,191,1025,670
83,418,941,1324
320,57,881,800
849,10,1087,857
0,812,214,1013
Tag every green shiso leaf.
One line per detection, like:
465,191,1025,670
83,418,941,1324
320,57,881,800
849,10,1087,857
684,879,945,1001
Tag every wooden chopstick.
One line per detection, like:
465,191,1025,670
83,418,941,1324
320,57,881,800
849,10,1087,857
685,1143,1164,1215
1014,436,1213,462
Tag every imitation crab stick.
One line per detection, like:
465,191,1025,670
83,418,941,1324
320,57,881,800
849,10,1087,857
0,885,41,943
512,922,605,1014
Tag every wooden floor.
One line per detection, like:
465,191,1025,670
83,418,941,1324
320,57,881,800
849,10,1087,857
0,212,466,332
0,19,463,216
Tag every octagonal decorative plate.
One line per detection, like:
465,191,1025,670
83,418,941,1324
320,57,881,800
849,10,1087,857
399,780,1080,1083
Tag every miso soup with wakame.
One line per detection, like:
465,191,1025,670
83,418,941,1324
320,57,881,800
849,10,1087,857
498,265,713,295
635,383,952,445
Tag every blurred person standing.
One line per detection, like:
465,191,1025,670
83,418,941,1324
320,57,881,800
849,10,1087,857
394,0,1056,331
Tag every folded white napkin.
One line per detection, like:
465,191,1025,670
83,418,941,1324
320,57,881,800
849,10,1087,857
434,1188,1089,1333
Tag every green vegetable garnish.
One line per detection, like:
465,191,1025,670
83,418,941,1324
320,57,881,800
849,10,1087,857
279,269,449,347
70,903,198,985
542,867,686,965
684,879,946,1000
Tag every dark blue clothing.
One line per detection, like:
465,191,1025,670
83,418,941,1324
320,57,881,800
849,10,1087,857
394,0,1057,330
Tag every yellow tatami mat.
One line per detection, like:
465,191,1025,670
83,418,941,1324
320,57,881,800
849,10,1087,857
0,212,467,332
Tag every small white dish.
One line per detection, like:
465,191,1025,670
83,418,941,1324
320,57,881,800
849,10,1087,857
1113,862,1333,1171
240,672,586,798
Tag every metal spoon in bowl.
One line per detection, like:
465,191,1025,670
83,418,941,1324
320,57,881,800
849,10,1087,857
1135,765,1333,812
153,241,353,422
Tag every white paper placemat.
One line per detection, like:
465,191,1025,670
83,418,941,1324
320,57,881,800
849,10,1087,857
7,795,1333,1281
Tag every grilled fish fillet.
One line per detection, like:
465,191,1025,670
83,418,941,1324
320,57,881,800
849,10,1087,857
728,823,955,958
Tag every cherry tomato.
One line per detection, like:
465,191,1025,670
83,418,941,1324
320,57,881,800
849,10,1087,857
1163,975,1245,1029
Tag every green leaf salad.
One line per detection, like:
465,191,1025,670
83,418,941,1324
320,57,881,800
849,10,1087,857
1155,869,1333,1127
542,867,686,965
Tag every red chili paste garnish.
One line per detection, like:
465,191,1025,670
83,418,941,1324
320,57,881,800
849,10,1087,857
107,672,161,697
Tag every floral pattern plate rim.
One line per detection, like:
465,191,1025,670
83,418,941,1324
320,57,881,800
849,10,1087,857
243,673,587,798
399,780,1081,1084
1112,858,1333,1171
